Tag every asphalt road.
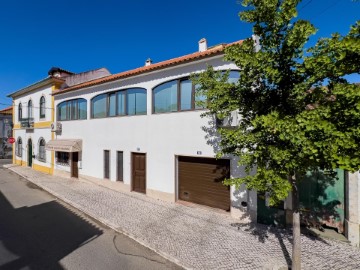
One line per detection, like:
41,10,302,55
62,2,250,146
0,160,182,270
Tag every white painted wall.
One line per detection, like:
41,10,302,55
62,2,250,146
53,56,254,216
13,84,53,169
14,85,53,124
13,127,52,168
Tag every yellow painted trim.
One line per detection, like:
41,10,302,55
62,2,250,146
33,163,52,174
15,159,27,167
34,121,52,128
51,85,56,173
12,102,15,164
14,123,20,129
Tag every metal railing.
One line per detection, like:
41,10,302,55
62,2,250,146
20,118,34,129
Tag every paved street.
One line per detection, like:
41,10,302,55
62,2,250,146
4,164,360,269
0,162,182,270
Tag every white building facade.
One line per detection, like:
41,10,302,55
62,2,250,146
51,42,256,221
10,76,65,174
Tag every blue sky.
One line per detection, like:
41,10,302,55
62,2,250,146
0,0,359,109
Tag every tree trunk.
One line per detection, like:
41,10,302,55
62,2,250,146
291,174,301,270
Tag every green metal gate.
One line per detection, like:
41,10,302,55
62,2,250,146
257,169,345,232
299,169,345,233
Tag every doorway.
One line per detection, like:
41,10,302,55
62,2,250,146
132,153,146,194
71,152,79,178
28,139,32,167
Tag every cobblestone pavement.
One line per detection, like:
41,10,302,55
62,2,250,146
5,165,360,270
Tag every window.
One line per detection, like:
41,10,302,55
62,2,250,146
153,81,178,113
91,88,147,118
127,89,147,115
28,100,33,118
92,94,107,118
104,150,110,179
117,151,123,181
153,79,206,113
152,71,240,114
56,152,69,164
38,138,46,162
40,96,45,118
57,99,87,121
18,103,22,121
16,137,22,157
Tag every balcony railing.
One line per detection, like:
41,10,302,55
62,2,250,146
20,118,34,129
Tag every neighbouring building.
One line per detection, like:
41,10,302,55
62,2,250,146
8,67,111,173
0,106,13,159
7,39,360,247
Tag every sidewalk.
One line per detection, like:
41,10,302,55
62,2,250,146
5,165,360,270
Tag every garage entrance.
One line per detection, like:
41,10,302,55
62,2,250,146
178,156,230,211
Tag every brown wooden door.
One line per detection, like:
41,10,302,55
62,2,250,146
132,153,146,194
178,156,230,211
71,152,79,178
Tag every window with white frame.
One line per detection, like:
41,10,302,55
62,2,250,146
18,103,22,121
38,138,46,162
28,100,33,118
16,137,22,157
40,96,46,118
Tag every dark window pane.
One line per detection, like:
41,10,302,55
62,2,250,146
56,152,69,164
180,80,192,110
109,93,116,116
127,88,147,115
154,81,177,113
78,99,87,119
117,91,126,115
92,94,107,118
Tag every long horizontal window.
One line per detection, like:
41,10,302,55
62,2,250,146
152,71,239,114
91,88,147,118
58,99,87,121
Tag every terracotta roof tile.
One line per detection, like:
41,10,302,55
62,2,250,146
53,40,243,96
0,106,12,114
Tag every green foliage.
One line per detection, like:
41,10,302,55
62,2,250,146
192,0,360,205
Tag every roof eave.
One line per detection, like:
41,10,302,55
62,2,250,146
7,77,65,98
52,50,227,96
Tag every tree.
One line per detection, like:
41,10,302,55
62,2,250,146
193,1,360,269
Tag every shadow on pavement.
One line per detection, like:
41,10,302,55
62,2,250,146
0,191,103,270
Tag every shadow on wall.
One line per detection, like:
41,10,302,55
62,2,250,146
0,192,103,270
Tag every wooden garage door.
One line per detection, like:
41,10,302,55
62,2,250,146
178,156,230,211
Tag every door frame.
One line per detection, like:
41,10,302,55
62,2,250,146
131,152,147,193
27,138,33,167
